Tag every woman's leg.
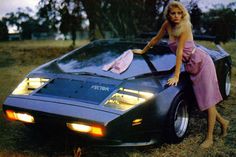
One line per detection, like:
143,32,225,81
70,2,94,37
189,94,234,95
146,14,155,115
216,109,229,137
200,105,216,148
200,105,229,148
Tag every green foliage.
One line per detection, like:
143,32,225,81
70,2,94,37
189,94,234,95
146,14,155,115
37,0,59,32
0,20,8,41
201,5,236,43
189,1,202,31
36,0,171,40
2,1,236,43
80,0,170,39
3,7,52,40
38,0,84,45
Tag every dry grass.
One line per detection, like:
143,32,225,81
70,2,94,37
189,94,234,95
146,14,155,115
0,39,235,157
0,40,88,48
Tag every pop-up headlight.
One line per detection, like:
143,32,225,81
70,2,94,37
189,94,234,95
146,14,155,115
104,88,154,111
12,78,49,95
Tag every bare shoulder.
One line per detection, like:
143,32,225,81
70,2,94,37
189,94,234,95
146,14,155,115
183,22,192,33
153,20,169,38
181,22,193,39
162,20,169,29
160,20,171,34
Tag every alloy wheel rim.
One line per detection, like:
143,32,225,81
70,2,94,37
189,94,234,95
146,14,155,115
225,72,231,96
174,100,189,138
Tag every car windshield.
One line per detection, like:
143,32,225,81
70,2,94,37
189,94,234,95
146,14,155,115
57,40,175,79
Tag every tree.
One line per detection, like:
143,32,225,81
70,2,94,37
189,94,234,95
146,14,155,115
37,0,60,33
59,1,82,45
188,0,202,33
154,0,170,31
36,0,173,40
0,20,8,41
38,0,83,45
80,0,107,40
3,7,45,40
80,0,170,39
202,5,236,42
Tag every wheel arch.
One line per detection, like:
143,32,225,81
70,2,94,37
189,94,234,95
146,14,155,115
218,57,232,99
153,86,183,126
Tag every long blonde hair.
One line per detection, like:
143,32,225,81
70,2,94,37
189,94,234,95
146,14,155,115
164,1,192,37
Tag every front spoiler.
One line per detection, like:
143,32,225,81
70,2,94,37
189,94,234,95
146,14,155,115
3,95,121,125
2,96,163,147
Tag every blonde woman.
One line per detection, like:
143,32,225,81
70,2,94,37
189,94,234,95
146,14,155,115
133,1,229,148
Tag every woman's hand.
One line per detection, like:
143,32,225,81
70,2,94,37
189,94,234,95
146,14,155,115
167,76,179,86
132,49,143,54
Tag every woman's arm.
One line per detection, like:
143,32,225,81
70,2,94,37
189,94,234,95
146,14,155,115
133,21,168,54
167,26,188,86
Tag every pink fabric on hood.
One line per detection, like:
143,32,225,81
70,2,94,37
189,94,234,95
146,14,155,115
102,49,133,74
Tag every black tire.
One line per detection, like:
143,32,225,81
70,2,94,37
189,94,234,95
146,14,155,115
165,93,189,143
221,70,231,99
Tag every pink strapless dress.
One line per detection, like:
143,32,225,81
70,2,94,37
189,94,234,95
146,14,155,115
168,40,223,111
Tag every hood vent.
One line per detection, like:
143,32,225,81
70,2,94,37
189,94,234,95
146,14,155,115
35,78,118,105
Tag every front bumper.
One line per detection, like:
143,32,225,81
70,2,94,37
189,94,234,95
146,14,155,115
2,96,162,146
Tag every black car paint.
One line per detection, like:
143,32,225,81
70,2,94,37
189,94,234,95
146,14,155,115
2,39,231,146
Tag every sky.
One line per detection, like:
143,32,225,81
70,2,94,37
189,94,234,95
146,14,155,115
0,0,235,33
0,0,39,19
182,0,236,11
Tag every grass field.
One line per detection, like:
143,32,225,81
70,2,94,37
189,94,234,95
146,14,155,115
0,40,235,157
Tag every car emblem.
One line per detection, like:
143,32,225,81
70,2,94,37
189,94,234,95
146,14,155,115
90,85,110,92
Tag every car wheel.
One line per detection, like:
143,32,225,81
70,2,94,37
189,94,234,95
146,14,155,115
221,70,231,99
165,93,189,143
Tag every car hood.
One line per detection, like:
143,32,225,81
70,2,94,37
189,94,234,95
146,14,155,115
27,56,170,113
27,61,168,110
29,51,153,80
35,76,122,105
32,74,165,105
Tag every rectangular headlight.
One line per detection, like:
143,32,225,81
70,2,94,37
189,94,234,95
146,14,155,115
104,88,154,111
66,122,104,137
12,77,49,95
5,110,35,123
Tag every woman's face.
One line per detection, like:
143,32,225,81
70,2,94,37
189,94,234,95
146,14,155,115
169,7,183,24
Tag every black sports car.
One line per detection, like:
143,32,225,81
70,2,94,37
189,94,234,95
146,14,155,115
2,38,231,146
